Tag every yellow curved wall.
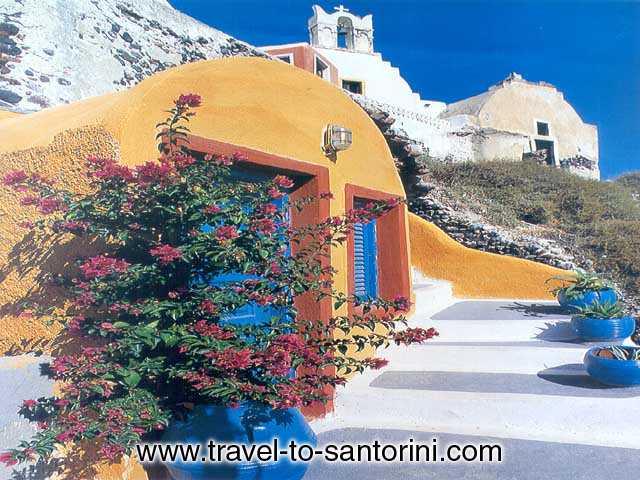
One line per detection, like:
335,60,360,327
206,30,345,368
0,58,404,347
409,213,565,299
0,57,409,479
0,110,22,120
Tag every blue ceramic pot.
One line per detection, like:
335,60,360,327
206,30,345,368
570,315,635,342
584,347,640,386
557,288,617,310
161,402,316,480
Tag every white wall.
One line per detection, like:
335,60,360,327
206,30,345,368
314,47,426,113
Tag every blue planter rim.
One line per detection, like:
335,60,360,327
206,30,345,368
571,315,633,322
561,287,615,296
586,346,640,365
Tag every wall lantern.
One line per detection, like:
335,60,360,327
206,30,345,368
323,124,352,156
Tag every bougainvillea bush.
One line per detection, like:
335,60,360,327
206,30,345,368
0,94,437,466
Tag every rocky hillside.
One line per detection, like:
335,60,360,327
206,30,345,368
0,0,264,112
354,95,640,316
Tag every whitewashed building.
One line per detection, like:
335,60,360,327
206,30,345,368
260,5,600,179
259,5,445,118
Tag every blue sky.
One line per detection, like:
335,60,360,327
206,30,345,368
171,0,640,179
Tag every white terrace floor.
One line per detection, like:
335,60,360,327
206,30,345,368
1,278,639,479
307,278,640,479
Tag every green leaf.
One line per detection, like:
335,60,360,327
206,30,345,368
123,371,141,388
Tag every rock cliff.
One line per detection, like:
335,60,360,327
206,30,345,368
0,0,264,112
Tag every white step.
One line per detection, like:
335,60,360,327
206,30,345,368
315,385,640,450
410,270,454,319
422,318,575,343
377,342,587,374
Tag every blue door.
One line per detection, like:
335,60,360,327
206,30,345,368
353,200,378,299
202,168,290,327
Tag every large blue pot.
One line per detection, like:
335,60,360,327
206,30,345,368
570,315,635,342
557,288,617,310
584,347,640,386
161,402,316,480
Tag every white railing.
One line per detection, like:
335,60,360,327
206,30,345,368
348,93,449,130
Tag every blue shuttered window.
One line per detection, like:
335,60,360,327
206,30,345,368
353,201,378,298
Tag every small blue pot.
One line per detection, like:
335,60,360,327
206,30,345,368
584,347,640,386
557,288,617,310
161,402,316,480
570,315,635,342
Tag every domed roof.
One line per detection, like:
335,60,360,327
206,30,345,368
0,57,402,198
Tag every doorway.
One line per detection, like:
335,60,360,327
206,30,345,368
534,139,555,165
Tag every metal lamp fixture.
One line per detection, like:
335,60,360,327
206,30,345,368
323,124,352,156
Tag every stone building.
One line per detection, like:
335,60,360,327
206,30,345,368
441,73,600,179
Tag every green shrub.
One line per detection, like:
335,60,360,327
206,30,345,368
424,160,640,305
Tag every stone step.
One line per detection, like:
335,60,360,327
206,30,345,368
411,271,454,319
410,299,577,343
317,368,640,450
378,342,587,374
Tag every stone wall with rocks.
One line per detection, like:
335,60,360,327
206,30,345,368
409,195,575,270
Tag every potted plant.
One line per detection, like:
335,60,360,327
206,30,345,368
548,270,617,310
584,345,640,386
571,301,635,342
0,94,437,479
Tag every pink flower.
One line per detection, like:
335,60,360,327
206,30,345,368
193,320,235,340
54,399,70,407
214,225,239,241
267,187,284,199
176,93,202,108
99,443,125,461
172,152,196,169
366,357,389,370
86,156,134,182
56,431,74,443
2,170,28,186
204,204,221,214
205,154,234,166
100,322,117,332
392,295,412,313
194,320,234,339
272,334,305,352
0,451,17,466
207,347,253,370
232,151,249,162
57,220,88,233
393,327,439,346
19,195,39,206
269,262,282,275
199,300,218,315
271,383,304,409
37,197,66,214
135,161,174,185
150,244,182,265
273,175,294,189
22,399,37,408
80,256,130,279
386,197,403,207
251,218,276,234
258,203,278,215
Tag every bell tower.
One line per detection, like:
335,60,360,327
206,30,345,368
308,5,374,53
